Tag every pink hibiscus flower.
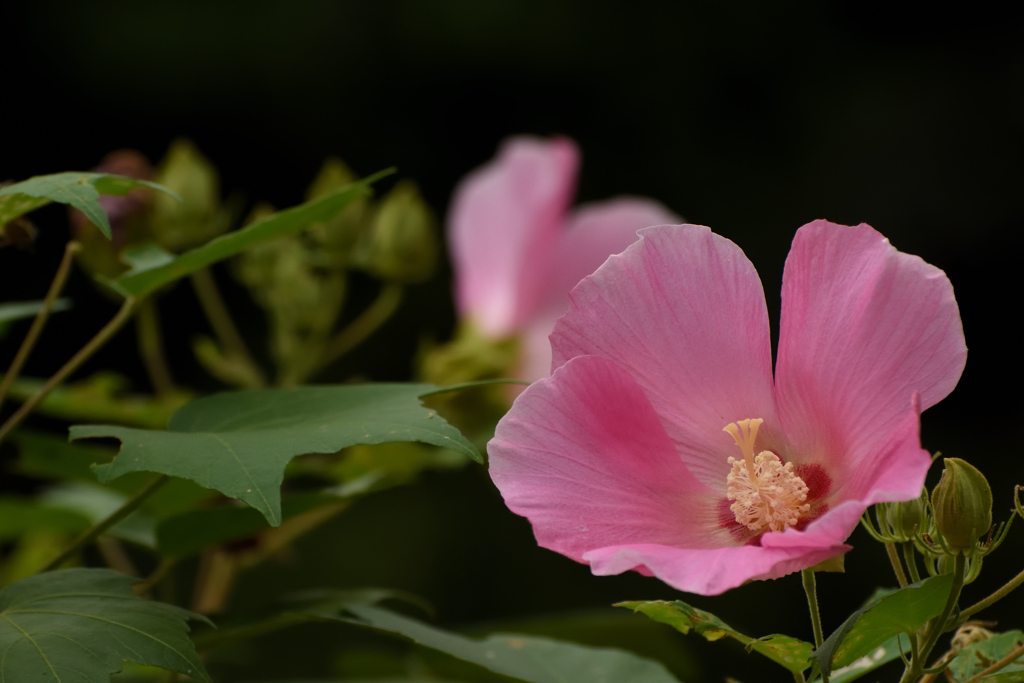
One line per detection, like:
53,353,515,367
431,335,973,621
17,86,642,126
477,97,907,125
449,136,678,382
488,221,966,595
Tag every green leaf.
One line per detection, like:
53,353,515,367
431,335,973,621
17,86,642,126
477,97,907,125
829,635,907,683
0,568,210,682
948,630,1024,682
71,383,481,526
108,172,389,298
336,604,681,683
813,573,954,678
0,299,72,337
616,599,813,674
0,172,178,239
0,498,90,540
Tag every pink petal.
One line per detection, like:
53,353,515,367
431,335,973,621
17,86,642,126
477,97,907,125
776,220,966,489
584,540,849,596
449,136,579,337
488,354,726,566
550,225,778,489
541,197,680,315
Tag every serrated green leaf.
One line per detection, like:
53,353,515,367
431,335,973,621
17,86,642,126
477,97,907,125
948,630,1024,682
108,172,389,298
70,383,481,526
336,604,681,683
813,573,954,678
616,599,812,674
0,568,210,682
0,172,177,239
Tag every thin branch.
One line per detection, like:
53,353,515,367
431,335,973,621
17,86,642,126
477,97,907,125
135,297,176,396
40,474,169,572
0,241,81,411
960,639,1024,682
887,542,909,587
960,564,1024,620
190,268,265,387
0,296,138,445
802,568,830,683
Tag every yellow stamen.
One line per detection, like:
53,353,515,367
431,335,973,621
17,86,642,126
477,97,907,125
723,419,810,534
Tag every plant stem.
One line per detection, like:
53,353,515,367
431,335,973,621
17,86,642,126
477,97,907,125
960,564,1024,620
886,542,909,588
296,282,402,384
802,568,830,683
135,297,176,396
0,296,137,445
905,553,966,682
39,474,169,572
902,542,921,583
960,639,1024,682
190,268,265,387
0,241,81,412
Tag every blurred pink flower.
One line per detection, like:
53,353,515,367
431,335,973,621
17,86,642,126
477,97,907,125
449,136,678,381
488,221,966,595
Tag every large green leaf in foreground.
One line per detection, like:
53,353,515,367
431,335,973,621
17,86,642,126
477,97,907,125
71,383,481,526
107,171,388,298
0,568,209,682
617,599,813,675
0,172,177,239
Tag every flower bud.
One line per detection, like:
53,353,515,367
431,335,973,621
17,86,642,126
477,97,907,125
149,139,230,252
353,181,437,283
304,158,366,259
931,458,992,554
885,490,927,541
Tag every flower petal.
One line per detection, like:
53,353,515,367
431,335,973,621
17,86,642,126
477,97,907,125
448,136,579,337
542,197,680,315
488,354,725,566
776,220,965,491
550,224,778,489
584,540,849,596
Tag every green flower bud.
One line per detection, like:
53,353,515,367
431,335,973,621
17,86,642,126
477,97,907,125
885,490,927,541
149,139,231,252
931,458,993,554
354,181,437,283
304,157,366,260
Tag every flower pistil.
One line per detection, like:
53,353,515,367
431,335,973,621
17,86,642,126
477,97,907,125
724,419,810,533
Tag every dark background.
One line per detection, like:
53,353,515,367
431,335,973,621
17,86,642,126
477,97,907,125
3,1,1024,681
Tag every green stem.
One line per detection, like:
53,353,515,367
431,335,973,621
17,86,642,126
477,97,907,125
0,241,81,412
902,542,921,584
133,558,177,597
192,612,309,651
907,553,966,682
960,563,1024,620
283,282,403,386
40,474,169,572
802,568,830,683
135,297,176,397
190,268,265,387
0,296,137,445
886,542,909,587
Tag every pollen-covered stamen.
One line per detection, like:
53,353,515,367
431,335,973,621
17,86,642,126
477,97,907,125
723,419,810,533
